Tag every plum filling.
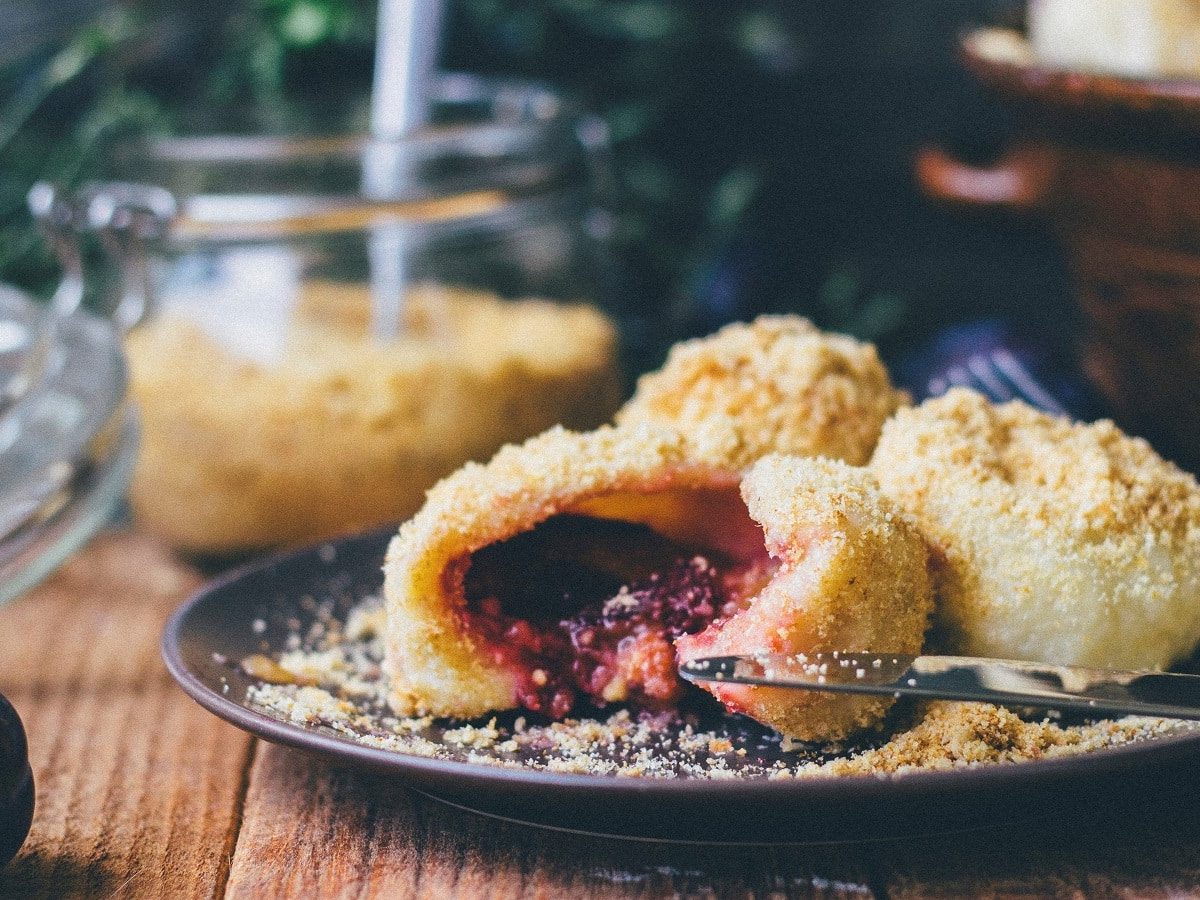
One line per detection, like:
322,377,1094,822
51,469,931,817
462,514,772,718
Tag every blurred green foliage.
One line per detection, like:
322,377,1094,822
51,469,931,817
203,0,375,132
0,1,375,296
0,11,166,296
2,0,1047,355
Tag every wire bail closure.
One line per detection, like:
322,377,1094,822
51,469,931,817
29,180,177,334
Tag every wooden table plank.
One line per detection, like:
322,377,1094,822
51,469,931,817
227,737,1200,900
879,792,1200,899
225,744,876,899
0,532,255,900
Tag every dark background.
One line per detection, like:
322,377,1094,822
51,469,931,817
0,0,1072,368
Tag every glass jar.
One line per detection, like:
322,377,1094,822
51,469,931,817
36,76,623,554
0,275,135,605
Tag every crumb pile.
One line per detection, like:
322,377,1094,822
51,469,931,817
241,598,1197,780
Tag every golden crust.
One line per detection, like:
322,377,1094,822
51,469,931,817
676,456,933,741
616,316,907,469
869,388,1200,669
382,423,749,718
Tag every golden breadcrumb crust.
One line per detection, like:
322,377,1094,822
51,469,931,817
676,455,933,741
127,284,619,552
616,316,907,469
382,424,750,718
869,388,1200,669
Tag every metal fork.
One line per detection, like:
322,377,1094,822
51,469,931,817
926,347,1069,417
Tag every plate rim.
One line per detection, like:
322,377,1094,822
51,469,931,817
161,525,1200,803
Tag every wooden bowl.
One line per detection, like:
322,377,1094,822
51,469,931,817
917,28,1200,470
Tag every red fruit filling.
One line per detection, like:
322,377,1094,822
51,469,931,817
462,514,772,718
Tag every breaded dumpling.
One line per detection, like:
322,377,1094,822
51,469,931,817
382,424,767,719
616,316,907,469
676,456,934,742
382,430,933,742
870,388,1200,670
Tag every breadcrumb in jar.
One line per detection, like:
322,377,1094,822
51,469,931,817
126,283,620,552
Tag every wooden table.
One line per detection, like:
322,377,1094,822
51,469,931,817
2,530,1200,898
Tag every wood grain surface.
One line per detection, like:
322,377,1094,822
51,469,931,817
225,743,876,899
2,531,1200,899
0,533,253,899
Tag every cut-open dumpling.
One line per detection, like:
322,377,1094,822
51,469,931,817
382,424,768,719
677,456,933,741
382,425,933,741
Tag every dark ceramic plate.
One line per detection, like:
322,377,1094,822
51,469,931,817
162,526,1200,844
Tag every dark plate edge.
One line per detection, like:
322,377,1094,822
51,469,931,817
160,528,1200,803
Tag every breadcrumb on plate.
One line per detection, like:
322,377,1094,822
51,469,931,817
247,603,1200,780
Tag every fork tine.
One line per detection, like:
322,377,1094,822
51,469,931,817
928,364,993,404
989,349,1070,417
965,354,1015,402
945,365,973,389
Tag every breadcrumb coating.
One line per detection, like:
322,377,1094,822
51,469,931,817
676,456,933,741
870,388,1200,670
616,316,907,469
382,424,751,718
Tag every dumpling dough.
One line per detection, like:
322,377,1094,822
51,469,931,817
676,456,933,742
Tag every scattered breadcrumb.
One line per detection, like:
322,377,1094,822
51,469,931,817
240,597,1200,780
